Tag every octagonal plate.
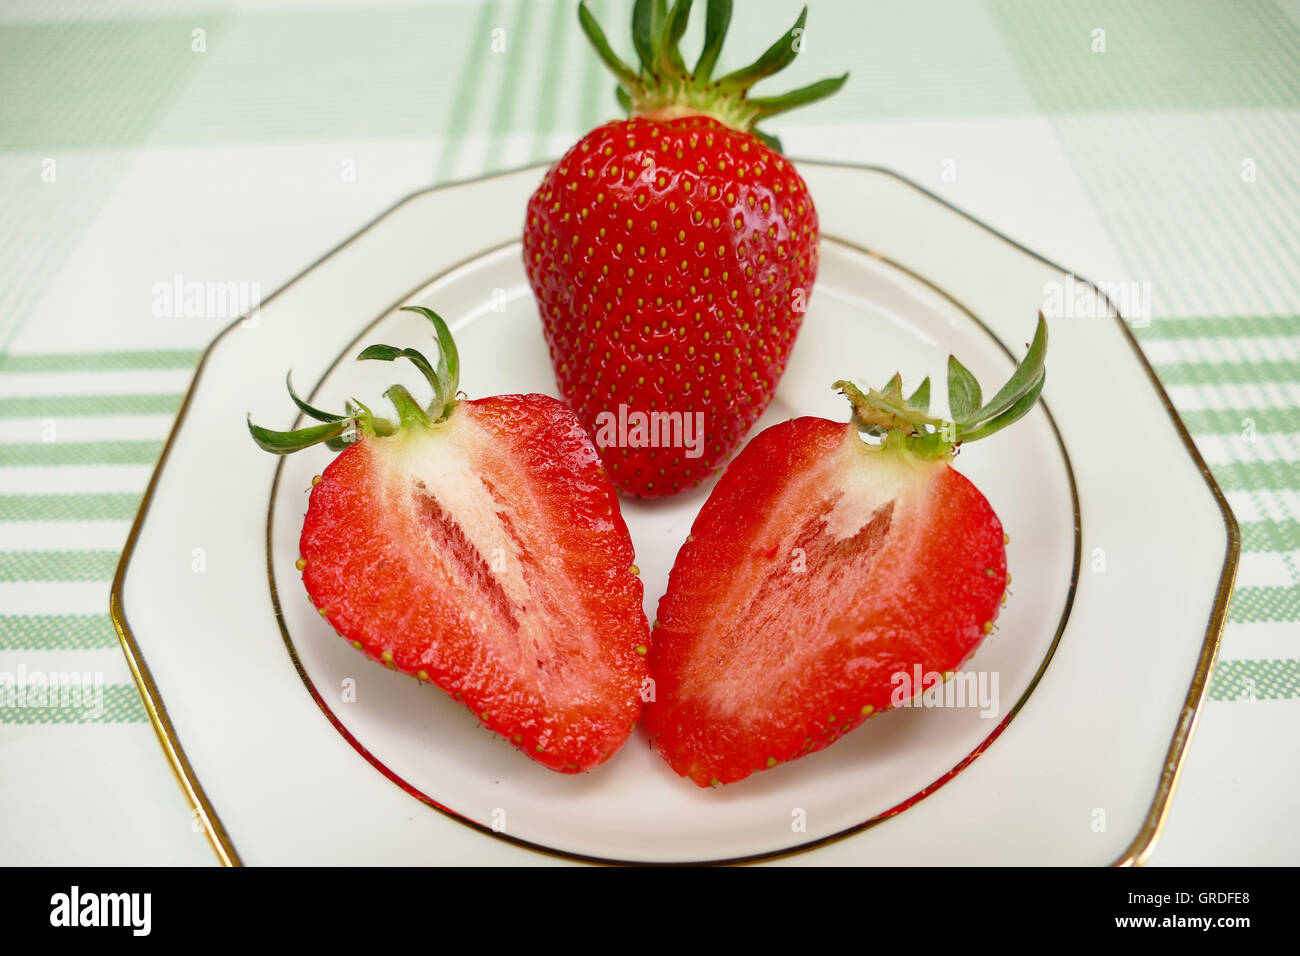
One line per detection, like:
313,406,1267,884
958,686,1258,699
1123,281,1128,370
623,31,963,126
111,162,1237,866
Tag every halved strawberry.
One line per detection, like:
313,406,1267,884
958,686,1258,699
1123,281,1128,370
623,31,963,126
647,316,1048,786
248,307,650,773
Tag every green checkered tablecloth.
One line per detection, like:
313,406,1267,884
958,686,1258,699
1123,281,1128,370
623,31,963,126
1,0,1296,864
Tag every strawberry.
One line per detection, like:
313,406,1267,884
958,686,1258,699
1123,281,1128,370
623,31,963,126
646,316,1049,786
247,307,650,773
523,0,847,496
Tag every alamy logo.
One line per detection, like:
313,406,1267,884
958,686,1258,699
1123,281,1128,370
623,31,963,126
0,666,103,720
151,273,261,322
593,404,706,459
890,665,1000,718
1041,273,1153,326
49,886,151,936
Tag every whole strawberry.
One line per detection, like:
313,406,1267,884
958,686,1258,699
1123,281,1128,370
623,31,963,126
524,0,847,496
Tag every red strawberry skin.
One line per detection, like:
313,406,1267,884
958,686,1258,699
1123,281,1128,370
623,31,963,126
646,418,1007,787
523,115,820,497
298,394,650,773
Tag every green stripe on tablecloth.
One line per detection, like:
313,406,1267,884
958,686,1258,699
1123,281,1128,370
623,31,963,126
529,0,571,162
1062,111,1300,318
579,0,611,131
0,17,221,151
792,0,1035,120
1135,315,1300,339
1209,462,1300,493
1179,409,1300,435
1154,361,1300,386
0,7,495,150
1209,658,1300,701
0,351,200,373
435,0,503,182
1043,108,1300,320
0,441,162,466
483,0,538,172
0,493,140,521
0,394,184,417
0,614,121,650
155,9,487,145
0,550,119,582
1227,586,1300,624
1241,520,1300,553
986,0,1300,112
0,684,145,724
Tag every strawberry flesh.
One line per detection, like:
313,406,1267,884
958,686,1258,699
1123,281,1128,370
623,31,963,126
299,394,650,773
647,418,1007,786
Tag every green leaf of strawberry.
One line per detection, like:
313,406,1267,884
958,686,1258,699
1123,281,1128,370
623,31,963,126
946,356,982,421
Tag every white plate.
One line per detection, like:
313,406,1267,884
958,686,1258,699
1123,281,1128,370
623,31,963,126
112,162,1237,865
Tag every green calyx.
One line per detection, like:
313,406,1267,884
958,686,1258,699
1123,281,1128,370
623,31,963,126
579,0,848,151
247,306,461,456
834,314,1049,460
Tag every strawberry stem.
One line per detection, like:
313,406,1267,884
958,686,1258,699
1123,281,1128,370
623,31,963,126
751,75,853,120
248,416,357,455
286,371,346,423
693,0,732,81
384,384,431,428
578,0,847,148
836,314,1049,459
578,2,640,87
247,306,462,456
662,0,692,74
713,6,807,91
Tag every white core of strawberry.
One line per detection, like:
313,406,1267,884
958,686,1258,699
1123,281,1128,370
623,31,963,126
826,436,937,541
379,413,618,703
681,436,941,714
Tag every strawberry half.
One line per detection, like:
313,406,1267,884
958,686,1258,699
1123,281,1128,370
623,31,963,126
647,316,1049,786
524,0,848,497
248,307,650,773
